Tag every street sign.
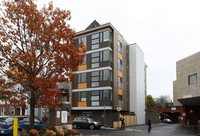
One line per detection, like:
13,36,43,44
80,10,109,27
117,107,121,111
116,104,121,111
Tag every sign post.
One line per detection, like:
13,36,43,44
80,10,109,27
116,104,121,128
13,118,18,136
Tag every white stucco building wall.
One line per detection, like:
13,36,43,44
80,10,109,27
129,43,145,125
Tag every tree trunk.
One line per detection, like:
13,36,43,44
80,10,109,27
30,90,35,129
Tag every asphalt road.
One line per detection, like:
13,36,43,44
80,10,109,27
76,123,199,136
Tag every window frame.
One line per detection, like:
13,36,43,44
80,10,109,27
78,73,86,83
79,92,86,102
79,37,87,46
91,91,100,106
1,108,6,115
188,73,197,85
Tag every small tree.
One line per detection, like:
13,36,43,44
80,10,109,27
146,95,155,109
154,95,171,109
0,0,86,129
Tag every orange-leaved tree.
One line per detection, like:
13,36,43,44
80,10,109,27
0,0,86,129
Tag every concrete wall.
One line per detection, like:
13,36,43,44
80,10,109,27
173,52,200,106
129,44,145,125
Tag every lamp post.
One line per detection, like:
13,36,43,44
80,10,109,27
104,97,107,126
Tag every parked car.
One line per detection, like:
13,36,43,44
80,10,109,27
163,118,173,124
0,116,48,136
72,116,101,130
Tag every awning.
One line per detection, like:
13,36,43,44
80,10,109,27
178,96,200,106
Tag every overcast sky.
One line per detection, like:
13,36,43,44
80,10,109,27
36,0,200,100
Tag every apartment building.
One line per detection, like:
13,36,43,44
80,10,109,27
72,20,146,125
173,52,200,125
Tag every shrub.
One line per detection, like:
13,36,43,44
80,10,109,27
49,130,56,136
62,126,68,133
39,129,46,135
21,129,28,136
40,127,48,132
58,129,65,136
48,126,58,133
29,129,39,136
45,129,50,136
65,129,80,136
39,134,46,136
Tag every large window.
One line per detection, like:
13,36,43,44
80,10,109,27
91,50,111,68
91,30,112,50
79,92,86,101
90,90,112,106
100,90,112,101
188,73,197,85
78,73,86,83
91,70,112,87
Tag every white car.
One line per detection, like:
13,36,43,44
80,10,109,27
163,118,173,124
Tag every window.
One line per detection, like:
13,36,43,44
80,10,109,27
91,70,112,87
118,59,122,71
91,52,99,68
91,57,99,63
92,33,99,39
92,71,99,76
79,92,86,101
91,44,99,49
91,63,99,68
61,93,69,102
78,73,86,83
103,50,109,61
91,71,100,87
82,56,87,65
92,76,99,82
91,102,99,106
91,82,99,87
118,41,122,53
103,90,109,100
99,90,112,101
11,107,15,115
92,52,99,57
1,108,6,115
188,73,197,85
103,31,112,42
79,37,87,46
91,31,112,50
118,77,123,89
91,91,99,106
118,95,123,106
91,33,100,50
103,70,109,81
91,50,111,68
